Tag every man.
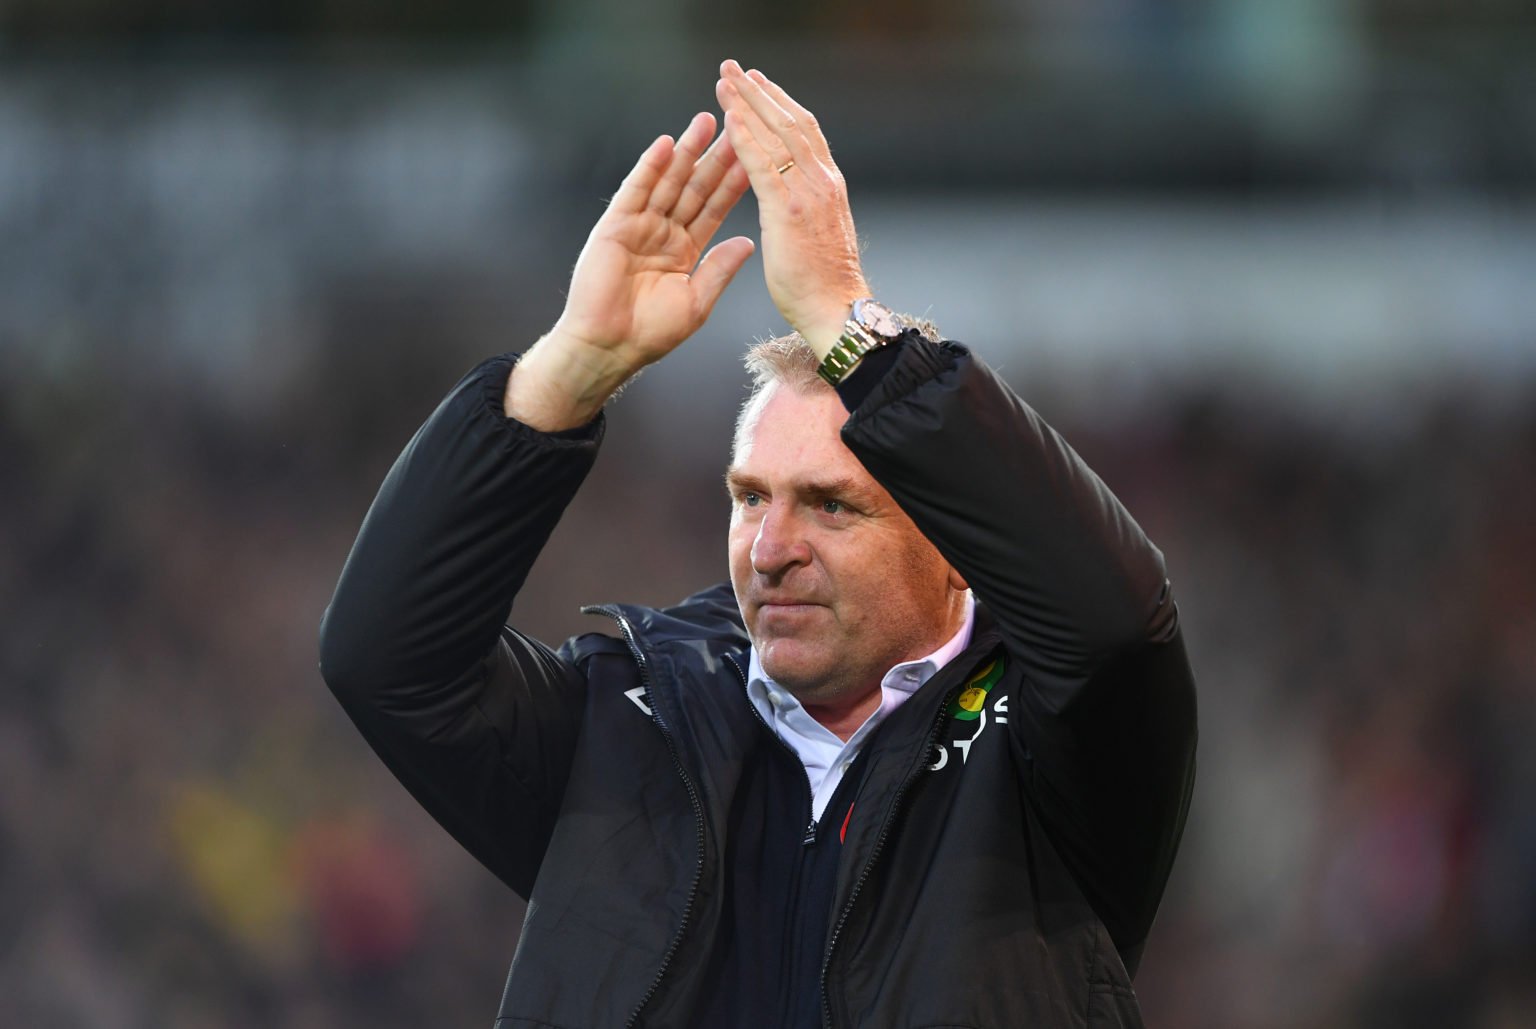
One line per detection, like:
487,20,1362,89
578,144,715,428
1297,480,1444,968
321,60,1196,1028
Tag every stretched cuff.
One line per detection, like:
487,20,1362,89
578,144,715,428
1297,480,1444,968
472,352,607,448
834,329,958,415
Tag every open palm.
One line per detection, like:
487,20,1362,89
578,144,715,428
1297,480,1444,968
557,112,755,370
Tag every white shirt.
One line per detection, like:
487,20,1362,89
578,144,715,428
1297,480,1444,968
745,591,976,822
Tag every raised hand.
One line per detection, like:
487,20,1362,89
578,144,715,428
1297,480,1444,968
715,60,869,357
506,112,754,429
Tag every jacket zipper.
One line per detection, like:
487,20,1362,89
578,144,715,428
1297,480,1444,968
818,681,963,1029
585,605,709,1029
726,651,821,1028
725,654,820,846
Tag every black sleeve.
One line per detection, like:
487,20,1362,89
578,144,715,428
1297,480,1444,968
318,354,601,898
838,333,1197,966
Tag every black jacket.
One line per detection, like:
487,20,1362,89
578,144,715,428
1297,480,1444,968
319,335,1198,1027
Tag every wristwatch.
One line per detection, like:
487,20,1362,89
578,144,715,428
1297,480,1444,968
816,298,906,386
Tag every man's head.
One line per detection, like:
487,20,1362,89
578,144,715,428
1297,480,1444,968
726,333,968,718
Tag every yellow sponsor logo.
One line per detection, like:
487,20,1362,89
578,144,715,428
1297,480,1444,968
956,686,987,714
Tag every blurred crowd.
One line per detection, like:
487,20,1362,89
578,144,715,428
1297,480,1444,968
1102,387,1536,1027
2,328,1532,1027
3,0,1534,1025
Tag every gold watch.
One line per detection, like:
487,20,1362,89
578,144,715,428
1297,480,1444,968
816,299,906,386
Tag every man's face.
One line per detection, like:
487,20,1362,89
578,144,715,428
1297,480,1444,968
727,384,966,710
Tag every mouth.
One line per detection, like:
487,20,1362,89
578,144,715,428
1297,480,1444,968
754,596,823,610
754,600,827,626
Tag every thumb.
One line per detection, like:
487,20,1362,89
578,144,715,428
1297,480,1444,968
691,236,756,317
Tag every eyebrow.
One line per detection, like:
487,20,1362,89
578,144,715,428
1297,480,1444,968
724,469,882,507
724,469,762,495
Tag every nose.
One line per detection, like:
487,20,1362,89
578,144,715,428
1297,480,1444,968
750,503,811,578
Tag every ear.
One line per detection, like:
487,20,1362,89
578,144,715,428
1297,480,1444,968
947,565,969,592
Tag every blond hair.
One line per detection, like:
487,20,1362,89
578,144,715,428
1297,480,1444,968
732,318,937,459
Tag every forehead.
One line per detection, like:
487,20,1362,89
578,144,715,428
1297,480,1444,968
731,384,865,481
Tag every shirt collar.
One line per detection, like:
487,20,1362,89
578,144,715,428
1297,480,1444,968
745,591,976,734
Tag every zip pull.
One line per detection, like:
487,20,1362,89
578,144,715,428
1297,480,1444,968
803,820,818,846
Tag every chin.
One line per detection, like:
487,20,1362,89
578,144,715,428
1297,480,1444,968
758,645,829,695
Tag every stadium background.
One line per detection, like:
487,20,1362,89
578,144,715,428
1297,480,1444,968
2,2,1534,1025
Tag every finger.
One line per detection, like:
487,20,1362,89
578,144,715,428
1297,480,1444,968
715,67,804,171
687,157,750,251
647,112,716,216
688,158,752,251
718,84,791,196
609,134,675,214
746,68,833,166
719,60,816,168
670,129,739,226
690,235,756,317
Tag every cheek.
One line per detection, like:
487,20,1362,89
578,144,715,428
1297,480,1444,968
859,535,948,616
898,542,951,601
727,520,754,576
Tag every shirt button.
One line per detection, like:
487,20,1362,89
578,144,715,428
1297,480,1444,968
768,691,784,708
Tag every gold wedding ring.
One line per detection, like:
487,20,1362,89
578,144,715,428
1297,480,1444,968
776,159,796,174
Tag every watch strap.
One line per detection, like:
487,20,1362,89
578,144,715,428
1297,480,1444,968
817,320,886,386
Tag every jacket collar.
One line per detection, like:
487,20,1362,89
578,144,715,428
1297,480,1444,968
581,585,1003,767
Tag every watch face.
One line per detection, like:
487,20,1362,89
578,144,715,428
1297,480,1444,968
853,298,904,339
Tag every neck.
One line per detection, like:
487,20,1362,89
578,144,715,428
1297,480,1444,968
802,686,883,743
762,591,972,743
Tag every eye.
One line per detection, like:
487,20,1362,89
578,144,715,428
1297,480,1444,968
820,499,844,515
740,491,763,507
